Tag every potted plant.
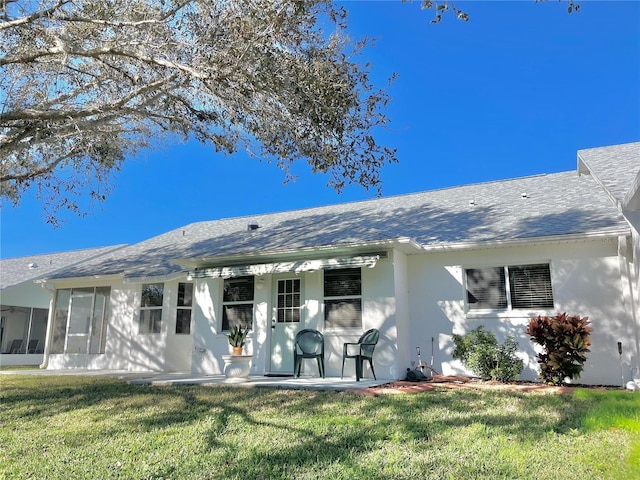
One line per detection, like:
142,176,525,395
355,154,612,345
227,325,248,355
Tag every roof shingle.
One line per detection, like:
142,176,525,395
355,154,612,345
1,246,127,289
48,164,629,281
577,142,640,210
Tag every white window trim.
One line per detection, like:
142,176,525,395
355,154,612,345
175,282,193,335
323,267,363,330
275,277,303,325
139,283,164,335
220,276,255,333
51,287,110,354
464,262,554,315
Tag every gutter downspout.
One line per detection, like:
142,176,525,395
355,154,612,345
618,235,640,382
39,282,56,370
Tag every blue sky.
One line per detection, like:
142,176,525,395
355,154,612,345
1,0,639,259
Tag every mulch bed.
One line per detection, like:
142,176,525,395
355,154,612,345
353,375,576,395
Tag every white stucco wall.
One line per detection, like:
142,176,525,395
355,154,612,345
623,220,640,380
46,280,136,371
42,238,636,385
404,238,637,385
0,354,44,366
191,277,228,375
191,255,399,380
325,254,397,379
391,251,410,379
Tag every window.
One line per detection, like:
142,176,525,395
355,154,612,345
0,307,48,355
466,264,553,311
50,287,110,354
222,276,254,331
91,287,111,353
508,264,554,309
139,283,164,334
466,267,507,310
175,282,193,334
324,268,362,328
277,279,301,324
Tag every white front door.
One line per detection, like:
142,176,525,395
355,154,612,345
269,278,302,374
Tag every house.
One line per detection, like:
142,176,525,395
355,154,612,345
0,246,125,366
29,142,640,385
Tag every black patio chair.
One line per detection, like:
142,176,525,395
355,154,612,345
27,339,41,354
293,329,325,378
341,329,380,381
4,339,24,354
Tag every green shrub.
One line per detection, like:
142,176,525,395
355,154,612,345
452,326,524,382
525,312,592,385
493,336,525,382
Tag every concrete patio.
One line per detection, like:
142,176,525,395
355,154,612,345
0,369,389,391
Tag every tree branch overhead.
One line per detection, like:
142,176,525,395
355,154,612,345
1,0,397,223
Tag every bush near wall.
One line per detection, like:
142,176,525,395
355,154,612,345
526,312,592,385
452,326,524,382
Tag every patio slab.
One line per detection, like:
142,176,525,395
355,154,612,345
0,369,388,391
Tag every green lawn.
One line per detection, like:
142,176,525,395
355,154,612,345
1,375,638,479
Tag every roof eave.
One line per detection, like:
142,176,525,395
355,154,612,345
417,229,631,253
171,239,416,269
38,273,125,286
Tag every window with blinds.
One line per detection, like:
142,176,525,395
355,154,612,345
222,276,254,331
466,264,553,311
509,264,554,309
324,268,362,328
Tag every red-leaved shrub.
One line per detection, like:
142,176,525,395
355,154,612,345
525,313,592,385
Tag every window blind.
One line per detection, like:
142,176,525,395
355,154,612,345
509,264,554,309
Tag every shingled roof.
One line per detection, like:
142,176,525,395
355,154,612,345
48,143,634,282
577,142,640,211
1,245,126,290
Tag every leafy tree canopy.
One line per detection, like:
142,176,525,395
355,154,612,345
1,0,396,223
0,0,580,224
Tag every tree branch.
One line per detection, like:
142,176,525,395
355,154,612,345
0,0,70,30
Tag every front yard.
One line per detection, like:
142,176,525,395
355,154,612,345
1,375,638,479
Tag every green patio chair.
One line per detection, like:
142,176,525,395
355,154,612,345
341,329,380,381
294,329,325,378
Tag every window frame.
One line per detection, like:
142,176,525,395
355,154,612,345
50,287,111,354
465,263,554,313
175,282,193,335
507,264,554,310
221,276,255,332
276,278,302,324
323,267,363,329
139,283,164,334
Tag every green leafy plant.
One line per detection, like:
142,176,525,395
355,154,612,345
526,313,592,385
493,336,525,382
452,326,524,381
227,325,248,348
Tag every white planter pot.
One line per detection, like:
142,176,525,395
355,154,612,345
222,354,253,383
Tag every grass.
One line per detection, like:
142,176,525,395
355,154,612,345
1,375,639,479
